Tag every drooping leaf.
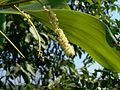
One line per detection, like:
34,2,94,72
25,9,120,72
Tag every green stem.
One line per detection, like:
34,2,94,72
0,30,25,58
13,5,42,56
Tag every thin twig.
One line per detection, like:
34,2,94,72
13,5,42,56
0,30,25,58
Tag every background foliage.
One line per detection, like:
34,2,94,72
0,0,120,90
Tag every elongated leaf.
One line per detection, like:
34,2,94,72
25,10,120,72
0,0,69,9
0,0,69,13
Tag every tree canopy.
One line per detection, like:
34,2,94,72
0,0,120,89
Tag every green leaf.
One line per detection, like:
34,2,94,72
0,0,69,9
16,63,30,84
25,33,32,43
26,9,120,72
110,5,116,11
45,0,69,9
0,0,69,14
25,84,32,90
26,63,35,76
0,14,5,30
0,14,5,46
29,26,39,40
0,0,32,8
87,0,93,4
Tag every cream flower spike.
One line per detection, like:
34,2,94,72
43,6,75,57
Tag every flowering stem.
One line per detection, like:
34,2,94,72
43,6,75,57
13,5,42,57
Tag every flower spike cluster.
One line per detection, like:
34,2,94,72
43,6,75,57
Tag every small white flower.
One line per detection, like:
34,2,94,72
43,6,75,57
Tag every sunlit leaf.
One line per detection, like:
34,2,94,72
0,0,69,9
26,9,120,72
0,0,69,13
29,26,39,40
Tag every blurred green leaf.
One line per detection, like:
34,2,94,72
26,63,35,76
116,19,120,28
0,35,3,46
1,7,120,72
25,84,32,90
110,5,116,11
26,9,120,72
16,63,30,84
0,0,69,13
21,71,30,84
0,0,69,9
0,14,5,30
45,0,69,9
0,14,5,47
25,33,32,43
29,26,40,40
8,80,15,88
0,0,32,7
87,0,93,4
1,0,120,89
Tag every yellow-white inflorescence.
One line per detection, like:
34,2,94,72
43,6,75,57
